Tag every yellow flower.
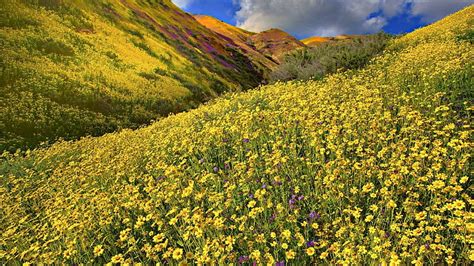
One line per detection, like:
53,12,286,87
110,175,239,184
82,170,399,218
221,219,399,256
248,200,257,208
282,229,291,239
250,250,261,260
265,253,275,264
369,204,379,212
387,200,397,208
172,248,183,260
111,254,124,264
466,223,474,233
320,251,329,259
285,250,296,260
306,247,315,256
389,253,401,266
281,243,289,250
365,215,374,222
186,252,194,259
432,180,445,189
93,245,104,257
415,211,426,221
469,250,474,261
153,233,165,243
452,200,465,210
362,183,374,193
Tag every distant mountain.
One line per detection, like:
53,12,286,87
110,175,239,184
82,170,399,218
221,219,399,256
249,28,306,63
303,35,368,47
194,15,278,74
302,36,332,46
0,0,263,151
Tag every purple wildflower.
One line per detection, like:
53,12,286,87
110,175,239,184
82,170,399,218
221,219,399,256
306,241,316,247
276,261,285,266
238,255,249,264
269,213,276,222
213,166,219,173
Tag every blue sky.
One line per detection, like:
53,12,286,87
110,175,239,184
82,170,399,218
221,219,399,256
173,0,473,39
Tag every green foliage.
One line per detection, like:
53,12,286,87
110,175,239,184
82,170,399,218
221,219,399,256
270,33,392,82
131,39,158,58
23,0,64,10
31,37,76,56
457,29,474,43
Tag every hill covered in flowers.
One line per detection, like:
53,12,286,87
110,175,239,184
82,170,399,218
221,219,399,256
0,0,265,151
1,5,473,265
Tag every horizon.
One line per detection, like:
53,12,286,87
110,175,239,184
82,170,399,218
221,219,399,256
173,0,474,38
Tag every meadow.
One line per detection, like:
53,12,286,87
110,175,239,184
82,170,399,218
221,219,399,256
0,0,262,152
1,4,473,266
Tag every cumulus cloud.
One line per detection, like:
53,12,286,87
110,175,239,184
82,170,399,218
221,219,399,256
410,0,473,22
172,0,193,8
234,0,473,37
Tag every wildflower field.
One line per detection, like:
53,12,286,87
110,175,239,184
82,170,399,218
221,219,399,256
0,0,262,151
1,5,473,265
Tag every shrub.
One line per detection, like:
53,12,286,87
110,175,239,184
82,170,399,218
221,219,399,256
270,33,392,82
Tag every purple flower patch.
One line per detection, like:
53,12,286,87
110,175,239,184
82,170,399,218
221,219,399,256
238,255,250,264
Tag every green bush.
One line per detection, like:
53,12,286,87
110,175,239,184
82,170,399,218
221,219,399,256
270,33,392,82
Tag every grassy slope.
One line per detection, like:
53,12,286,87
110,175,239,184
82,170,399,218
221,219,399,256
0,0,262,151
1,5,473,265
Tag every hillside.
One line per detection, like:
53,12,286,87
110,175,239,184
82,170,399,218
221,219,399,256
249,28,306,63
302,36,332,46
1,5,473,266
0,0,263,151
303,35,367,47
194,15,278,73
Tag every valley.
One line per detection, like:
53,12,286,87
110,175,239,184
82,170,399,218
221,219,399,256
0,1,473,265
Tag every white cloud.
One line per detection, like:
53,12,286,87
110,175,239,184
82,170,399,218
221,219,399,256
234,0,473,37
410,0,473,22
172,0,193,8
